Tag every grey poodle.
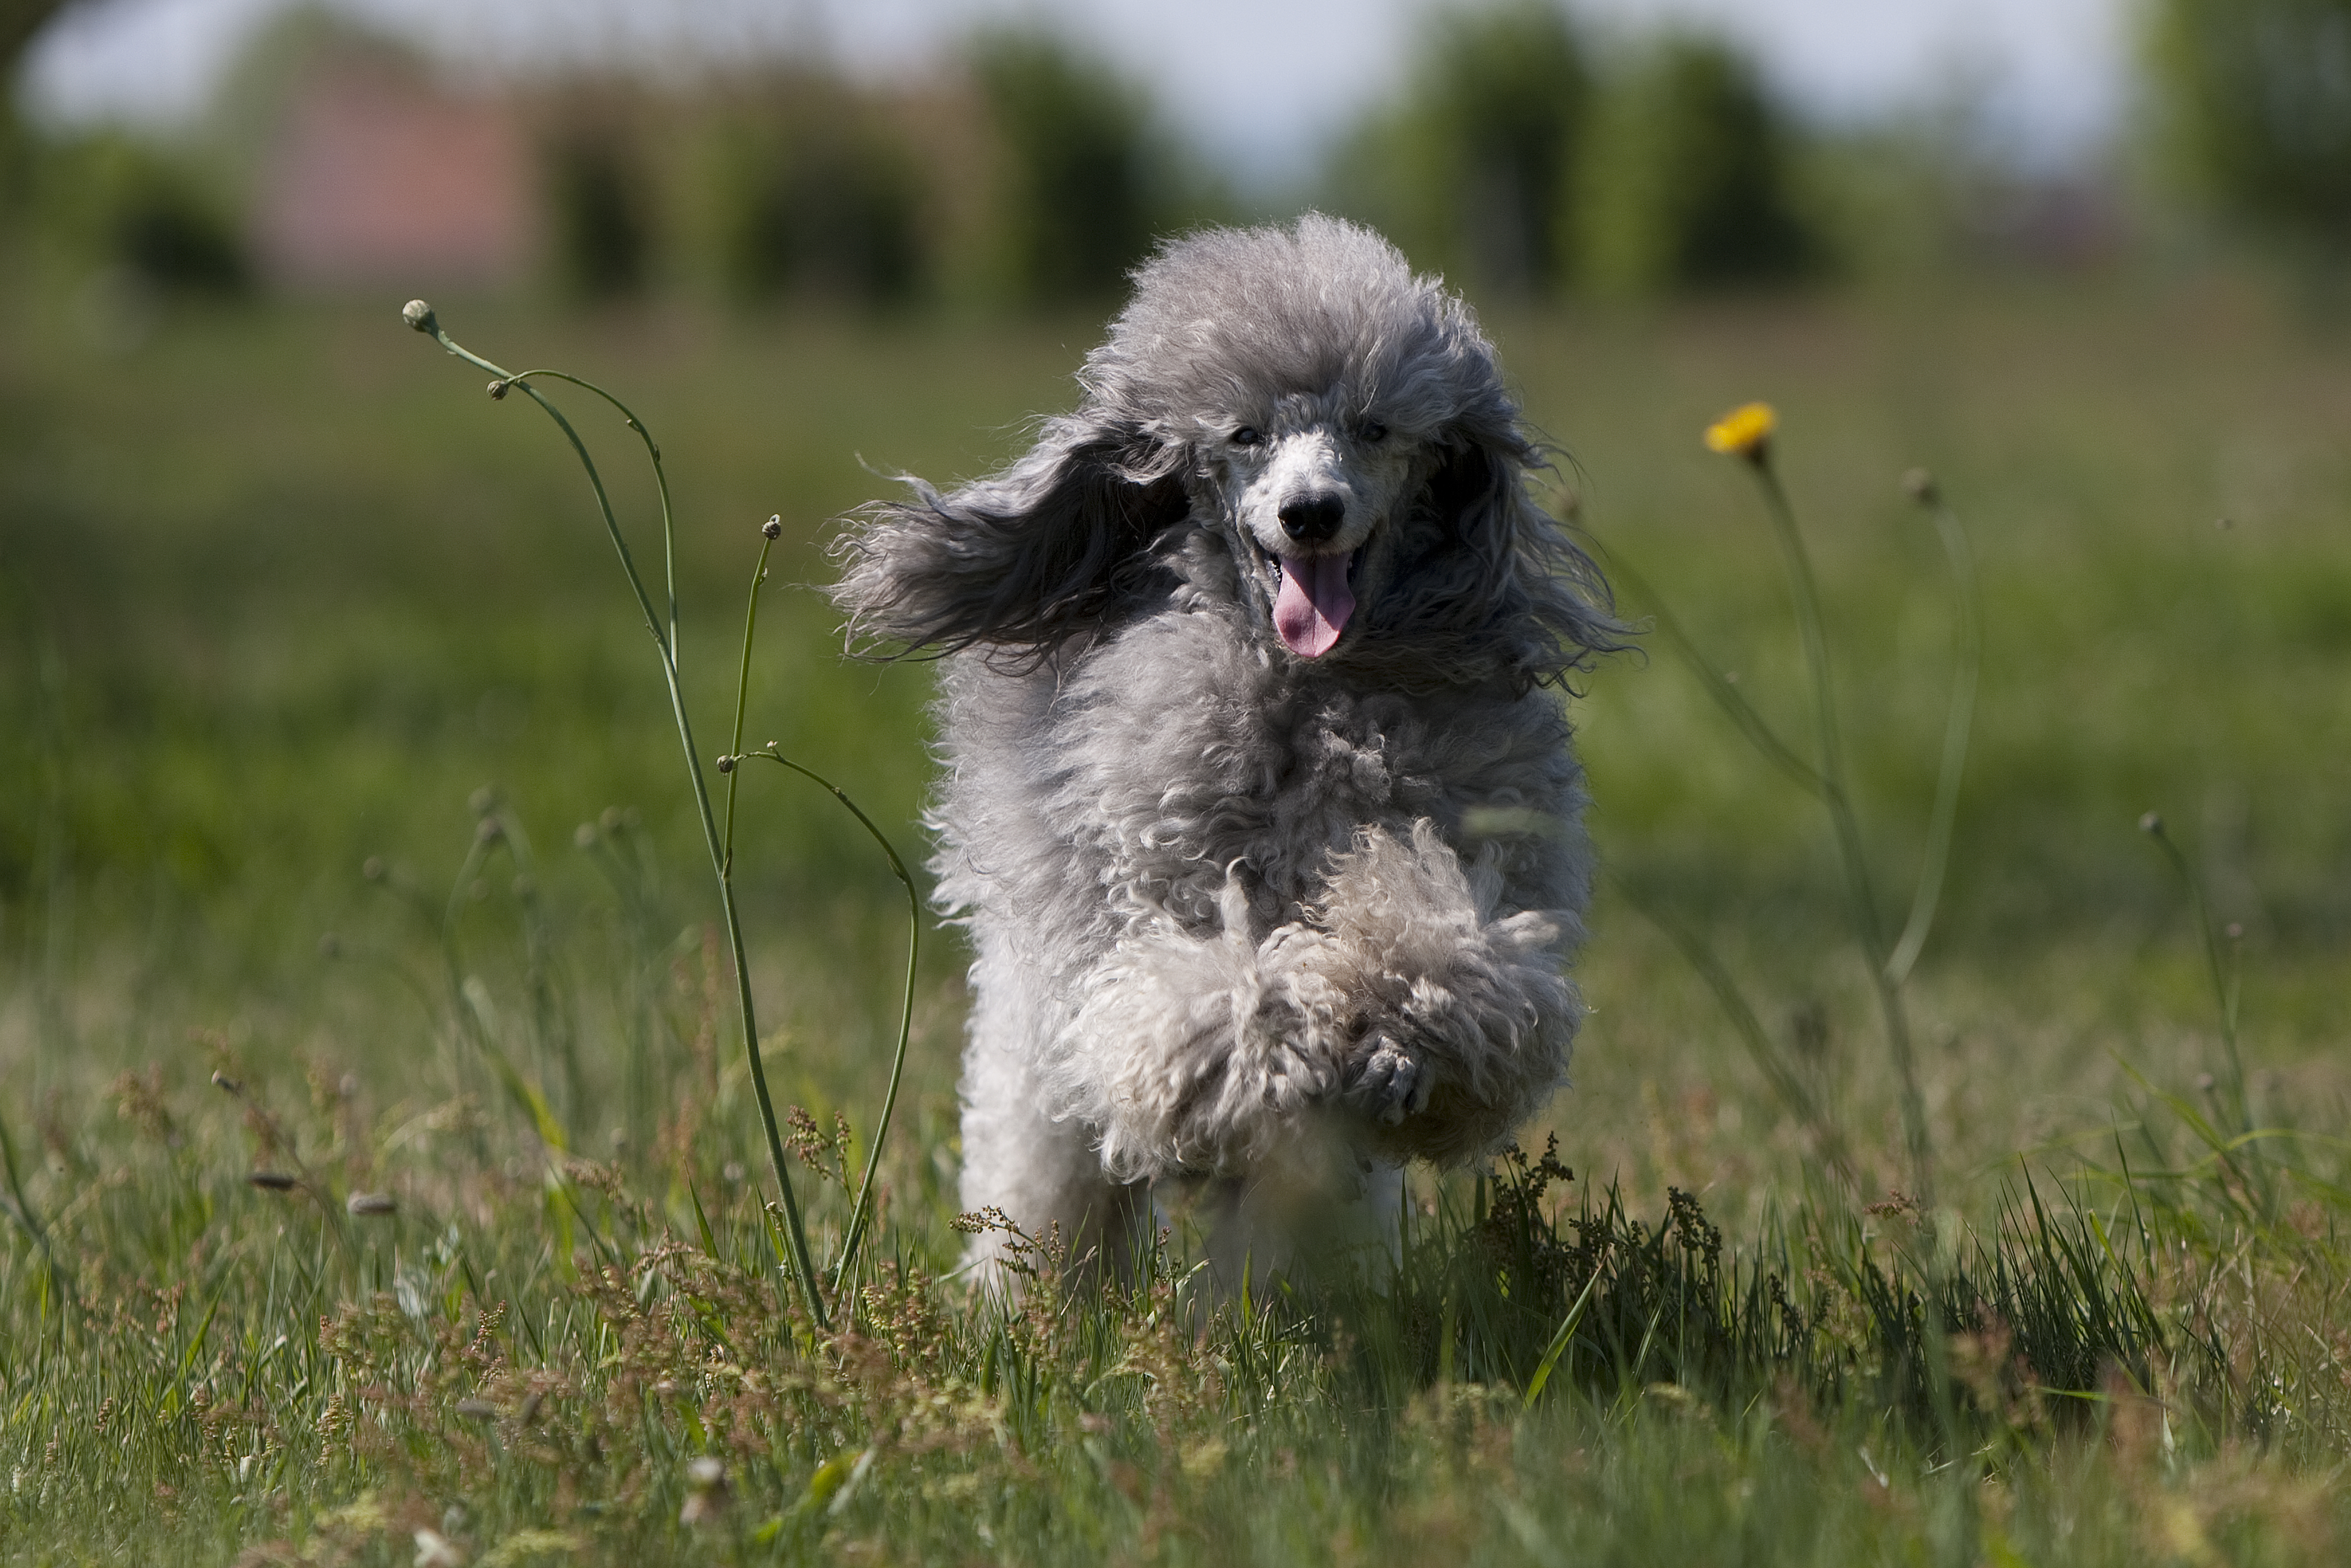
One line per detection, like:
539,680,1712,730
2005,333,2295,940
834,215,1619,1287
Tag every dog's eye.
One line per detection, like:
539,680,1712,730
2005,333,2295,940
1361,420,1389,443
1232,426,1262,447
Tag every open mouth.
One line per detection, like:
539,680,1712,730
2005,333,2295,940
1254,540,1363,659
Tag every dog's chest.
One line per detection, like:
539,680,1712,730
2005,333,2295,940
1045,614,1543,927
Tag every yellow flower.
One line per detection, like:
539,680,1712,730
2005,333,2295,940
1703,402,1777,461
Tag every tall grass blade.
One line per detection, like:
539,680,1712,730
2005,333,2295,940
1521,1263,1604,1410
1884,478,1981,990
2138,814,2252,1141
1604,868,1845,1172
1605,551,1826,796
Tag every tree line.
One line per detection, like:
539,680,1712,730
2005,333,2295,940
10,1,2351,307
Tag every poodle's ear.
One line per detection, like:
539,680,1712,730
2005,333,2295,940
833,414,1190,658
1411,432,1625,683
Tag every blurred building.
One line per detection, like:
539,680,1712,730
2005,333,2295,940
250,54,538,289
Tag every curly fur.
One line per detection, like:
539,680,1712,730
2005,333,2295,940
833,215,1620,1286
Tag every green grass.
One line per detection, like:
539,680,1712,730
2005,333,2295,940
4,256,2351,1563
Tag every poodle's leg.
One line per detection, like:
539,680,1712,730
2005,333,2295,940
1158,1150,1405,1296
959,1024,1148,1285
1292,821,1582,1163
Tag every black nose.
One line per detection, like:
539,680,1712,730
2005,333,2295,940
1278,492,1345,543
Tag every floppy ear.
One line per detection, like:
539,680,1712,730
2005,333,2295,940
833,413,1191,659
1398,431,1625,688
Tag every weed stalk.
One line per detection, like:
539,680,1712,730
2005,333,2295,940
720,518,922,1293
402,301,827,1329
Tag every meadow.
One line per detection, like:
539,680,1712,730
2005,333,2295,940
3,256,2350,1563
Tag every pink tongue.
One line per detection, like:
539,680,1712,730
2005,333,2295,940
1273,553,1354,658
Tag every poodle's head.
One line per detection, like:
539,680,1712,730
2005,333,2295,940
837,215,1618,686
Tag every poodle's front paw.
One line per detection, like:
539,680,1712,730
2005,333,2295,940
1347,1035,1433,1126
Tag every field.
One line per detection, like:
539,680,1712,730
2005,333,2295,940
4,256,2350,1564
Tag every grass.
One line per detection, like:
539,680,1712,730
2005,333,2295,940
4,252,2351,1563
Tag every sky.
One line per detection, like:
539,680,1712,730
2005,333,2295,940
20,0,2135,184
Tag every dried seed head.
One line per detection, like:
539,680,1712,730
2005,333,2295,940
347,1192,397,1217
714,754,736,774
762,515,782,540
402,299,438,334
487,379,509,400
2138,812,2164,835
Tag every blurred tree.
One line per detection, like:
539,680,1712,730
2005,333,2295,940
1334,1,1590,297
547,126,649,300
1578,34,1816,294
706,82,924,307
109,153,247,292
2,0,82,209
2148,0,2351,252
1,0,76,79
32,132,247,292
967,28,1160,303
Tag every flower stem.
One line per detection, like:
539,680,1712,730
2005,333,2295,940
1750,458,1936,1211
